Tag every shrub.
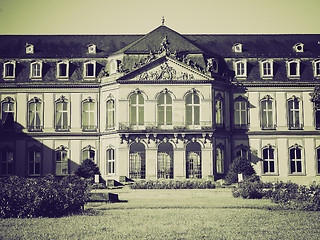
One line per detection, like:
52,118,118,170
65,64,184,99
0,175,89,218
75,159,100,183
130,179,216,189
225,157,256,184
232,175,265,199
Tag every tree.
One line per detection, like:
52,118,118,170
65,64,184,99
310,86,320,108
75,159,100,182
225,157,256,184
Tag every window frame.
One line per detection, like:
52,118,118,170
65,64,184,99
27,97,42,131
261,145,277,175
287,60,300,78
185,91,201,128
83,61,96,79
82,98,96,131
106,99,115,130
287,96,303,130
0,147,14,176
233,96,249,129
289,145,304,175
216,144,224,174
81,145,95,163
260,60,273,78
313,60,320,78
157,92,173,128
1,97,15,129
234,145,250,160
234,60,247,77
316,147,320,175
260,95,276,130
28,147,41,176
55,145,69,176
3,61,16,80
55,96,70,131
215,93,224,128
106,148,115,175
129,93,145,129
57,61,69,79
30,61,42,79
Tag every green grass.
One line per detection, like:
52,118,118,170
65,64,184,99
1,188,320,239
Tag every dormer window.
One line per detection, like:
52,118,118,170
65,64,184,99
30,61,42,79
26,43,34,54
293,43,304,53
57,61,69,79
313,60,320,78
287,59,300,78
232,43,242,53
207,58,219,74
234,60,247,77
84,61,96,78
3,61,16,79
87,44,97,54
260,60,273,78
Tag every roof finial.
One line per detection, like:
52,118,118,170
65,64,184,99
162,16,165,26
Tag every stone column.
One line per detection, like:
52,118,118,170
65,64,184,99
146,147,157,179
174,148,185,178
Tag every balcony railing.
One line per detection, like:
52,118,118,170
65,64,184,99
82,125,97,132
55,125,70,132
28,125,43,132
288,123,303,130
118,121,214,132
261,124,277,130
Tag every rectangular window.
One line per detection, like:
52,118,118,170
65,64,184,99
85,63,95,77
29,150,41,176
236,62,245,76
28,102,42,131
288,100,301,129
82,101,95,130
234,101,247,128
4,63,15,78
1,150,14,176
316,109,320,130
216,148,224,174
56,102,68,130
317,149,320,174
56,150,68,175
31,63,41,78
58,63,68,78
107,149,115,174
261,100,274,129
290,148,302,173
129,152,145,179
263,148,275,174
315,62,320,77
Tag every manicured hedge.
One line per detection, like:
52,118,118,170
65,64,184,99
130,179,216,189
0,175,89,218
232,177,320,211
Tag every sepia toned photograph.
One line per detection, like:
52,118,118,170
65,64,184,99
0,0,320,239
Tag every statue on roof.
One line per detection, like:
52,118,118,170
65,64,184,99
159,36,170,55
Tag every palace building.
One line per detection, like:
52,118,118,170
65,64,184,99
1,24,320,184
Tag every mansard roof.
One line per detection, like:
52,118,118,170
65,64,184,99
0,26,320,59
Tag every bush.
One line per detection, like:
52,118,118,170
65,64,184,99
270,181,320,211
0,175,89,218
75,159,100,184
232,175,265,199
225,157,256,184
130,179,216,189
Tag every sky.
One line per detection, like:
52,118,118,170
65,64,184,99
0,0,319,35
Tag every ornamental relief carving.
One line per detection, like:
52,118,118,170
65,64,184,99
136,62,195,81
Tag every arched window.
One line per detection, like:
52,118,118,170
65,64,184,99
84,61,96,78
28,97,42,131
260,60,273,77
106,99,115,129
215,94,224,128
234,60,247,77
262,145,276,174
157,92,172,126
157,141,173,179
30,61,42,78
1,97,15,129
186,92,200,126
106,148,115,175
82,146,95,163
234,96,248,129
0,147,14,176
55,96,69,131
3,61,16,79
55,145,68,175
186,141,201,178
129,142,145,179
129,93,144,126
287,60,300,77
235,145,249,160
57,61,69,79
260,96,275,130
216,144,224,174
289,145,303,174
82,98,96,131
28,148,41,176
287,96,303,129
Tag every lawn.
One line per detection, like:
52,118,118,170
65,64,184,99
1,187,320,240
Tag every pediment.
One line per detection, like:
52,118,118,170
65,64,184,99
118,57,211,82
